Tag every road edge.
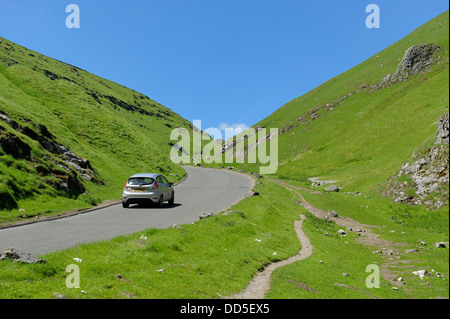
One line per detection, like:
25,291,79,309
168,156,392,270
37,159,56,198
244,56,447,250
0,166,191,230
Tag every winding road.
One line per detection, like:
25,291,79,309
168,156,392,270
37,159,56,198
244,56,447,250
0,166,252,256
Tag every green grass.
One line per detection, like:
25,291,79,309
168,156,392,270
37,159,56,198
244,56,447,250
208,11,449,193
266,215,402,299
0,11,448,300
1,176,447,299
196,11,449,299
0,178,303,299
273,66,448,191
0,36,211,223
265,186,448,299
267,214,448,299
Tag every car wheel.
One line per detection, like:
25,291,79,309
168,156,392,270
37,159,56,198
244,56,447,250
168,192,174,205
122,202,129,208
158,195,164,208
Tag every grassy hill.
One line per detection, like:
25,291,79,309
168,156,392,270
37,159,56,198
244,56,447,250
0,11,448,300
222,11,449,206
0,36,197,222
199,11,448,298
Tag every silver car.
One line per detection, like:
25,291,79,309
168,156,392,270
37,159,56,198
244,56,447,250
122,173,174,208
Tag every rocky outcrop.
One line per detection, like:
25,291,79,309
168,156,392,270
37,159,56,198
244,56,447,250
308,177,339,187
397,44,441,76
435,113,449,145
324,185,340,192
0,111,102,201
376,43,440,90
42,141,95,182
242,43,441,160
275,44,441,138
0,129,31,159
43,69,76,83
0,112,97,182
90,93,173,121
0,248,46,264
382,113,449,210
2,58,18,67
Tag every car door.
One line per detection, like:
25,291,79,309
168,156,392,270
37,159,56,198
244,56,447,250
157,176,167,199
161,175,172,199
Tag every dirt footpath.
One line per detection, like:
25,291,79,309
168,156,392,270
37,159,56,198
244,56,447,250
227,214,312,299
225,179,408,299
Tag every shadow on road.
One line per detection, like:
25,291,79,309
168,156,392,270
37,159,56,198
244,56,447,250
126,203,182,209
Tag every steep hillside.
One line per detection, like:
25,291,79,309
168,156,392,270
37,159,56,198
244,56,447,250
0,36,195,221
381,112,448,210
226,11,449,209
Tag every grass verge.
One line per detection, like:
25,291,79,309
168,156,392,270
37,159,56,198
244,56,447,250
266,185,449,299
0,177,302,299
0,175,448,299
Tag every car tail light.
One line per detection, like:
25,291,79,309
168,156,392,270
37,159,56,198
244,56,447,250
152,181,159,189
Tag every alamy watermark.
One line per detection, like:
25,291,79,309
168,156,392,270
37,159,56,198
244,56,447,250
365,264,380,288
66,4,80,29
366,4,380,29
169,120,279,174
65,4,379,30
65,264,80,288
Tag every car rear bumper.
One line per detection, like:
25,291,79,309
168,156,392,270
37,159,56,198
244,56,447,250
122,190,160,204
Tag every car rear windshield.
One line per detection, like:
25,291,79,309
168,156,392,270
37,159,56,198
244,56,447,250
127,177,155,186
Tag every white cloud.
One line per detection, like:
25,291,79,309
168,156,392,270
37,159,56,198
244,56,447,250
217,123,250,141
218,122,249,133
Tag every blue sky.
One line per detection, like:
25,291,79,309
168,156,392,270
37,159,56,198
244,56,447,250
0,1,448,136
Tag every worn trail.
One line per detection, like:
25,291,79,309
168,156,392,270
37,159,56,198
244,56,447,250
227,178,407,299
227,214,312,299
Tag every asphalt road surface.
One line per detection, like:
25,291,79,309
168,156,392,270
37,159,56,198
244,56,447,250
0,166,252,256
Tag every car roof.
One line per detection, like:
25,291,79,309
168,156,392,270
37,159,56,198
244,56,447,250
128,173,160,179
